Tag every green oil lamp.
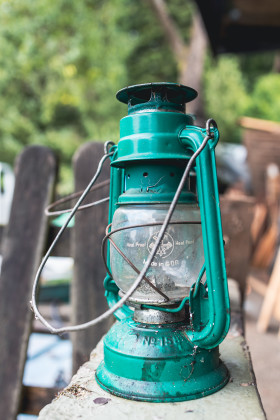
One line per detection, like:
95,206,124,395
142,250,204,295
31,82,230,403
95,83,230,402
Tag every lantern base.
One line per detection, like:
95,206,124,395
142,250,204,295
96,317,229,402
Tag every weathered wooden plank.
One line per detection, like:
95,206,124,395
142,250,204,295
240,116,280,134
20,385,60,415
0,146,57,420
251,203,267,246
242,125,280,198
248,275,268,297
33,303,71,333
71,142,113,373
46,225,71,257
220,195,255,299
0,225,4,254
252,223,277,268
257,247,280,333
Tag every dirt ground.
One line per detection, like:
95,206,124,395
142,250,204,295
244,290,280,420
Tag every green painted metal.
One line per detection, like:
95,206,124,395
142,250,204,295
117,162,197,204
104,145,131,320
116,82,197,115
112,111,194,167
180,126,230,349
96,317,229,402
101,83,230,401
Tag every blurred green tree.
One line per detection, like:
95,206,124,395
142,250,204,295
239,51,275,91
1,0,280,192
0,0,195,191
246,73,280,122
204,56,250,143
0,0,134,191
125,0,193,85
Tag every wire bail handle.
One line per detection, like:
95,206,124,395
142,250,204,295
30,122,217,335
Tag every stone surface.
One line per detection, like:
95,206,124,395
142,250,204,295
39,280,265,420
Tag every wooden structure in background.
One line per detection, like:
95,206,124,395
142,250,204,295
0,143,111,419
249,247,280,337
220,194,255,299
248,160,280,336
71,142,112,373
242,117,280,332
241,116,280,200
251,163,280,269
0,146,57,420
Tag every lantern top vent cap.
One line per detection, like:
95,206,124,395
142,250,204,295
116,82,198,114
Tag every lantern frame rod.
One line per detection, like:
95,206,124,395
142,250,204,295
104,224,170,302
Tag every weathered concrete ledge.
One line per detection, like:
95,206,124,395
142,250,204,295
39,280,266,420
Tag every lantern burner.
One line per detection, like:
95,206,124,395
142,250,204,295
133,305,187,324
116,82,198,114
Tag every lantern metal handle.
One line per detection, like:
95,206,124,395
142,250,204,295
179,122,230,349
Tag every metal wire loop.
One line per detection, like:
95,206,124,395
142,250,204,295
206,118,218,138
44,139,115,217
103,224,170,302
104,140,116,154
45,179,110,217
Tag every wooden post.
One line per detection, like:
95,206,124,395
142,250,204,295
71,142,113,373
257,247,280,333
0,146,57,420
20,385,60,415
220,195,255,299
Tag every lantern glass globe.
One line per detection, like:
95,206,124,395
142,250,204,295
110,204,204,304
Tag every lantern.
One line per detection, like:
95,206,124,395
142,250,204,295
31,82,230,403
95,83,230,401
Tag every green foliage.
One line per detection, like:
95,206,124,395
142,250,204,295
1,0,280,189
0,0,195,192
0,0,134,192
204,56,250,143
238,52,275,91
124,0,193,85
245,73,280,122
